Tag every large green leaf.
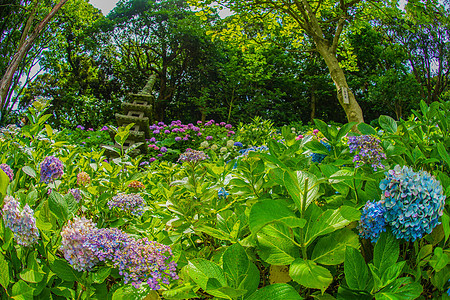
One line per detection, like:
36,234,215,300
19,269,45,284
344,247,369,291
249,200,305,234
0,253,10,290
21,166,36,178
379,115,397,133
437,143,450,169
11,280,34,300
428,247,449,272
257,223,299,265
373,232,399,276
48,191,69,222
223,243,250,287
311,229,359,265
375,277,423,300
289,258,333,293
313,119,332,141
357,123,378,136
246,283,302,300
0,169,9,196
380,261,406,288
303,204,360,246
50,259,82,282
336,122,358,142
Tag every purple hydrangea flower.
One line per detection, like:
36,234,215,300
379,165,446,242
206,136,213,140
40,156,64,183
164,130,170,134
225,124,232,129
357,200,386,243
0,163,14,181
348,135,386,171
149,158,156,163
139,161,149,166
100,126,108,131
69,188,82,202
149,137,156,142
84,227,133,262
160,147,168,153
2,196,39,246
60,217,98,271
178,149,209,163
113,238,178,289
76,125,85,130
175,137,181,141
108,193,146,216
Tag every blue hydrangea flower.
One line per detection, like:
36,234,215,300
218,188,229,199
311,141,331,163
237,145,269,157
357,200,386,243
0,164,13,181
379,165,446,242
40,156,64,183
234,142,243,147
178,149,209,163
2,196,39,246
348,135,386,171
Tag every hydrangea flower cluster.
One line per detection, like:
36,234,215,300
0,163,14,181
348,135,386,171
357,200,386,243
379,165,446,242
113,238,179,289
237,145,269,157
69,188,82,202
234,142,243,147
108,193,146,216
128,180,145,190
84,227,133,262
178,149,209,163
60,217,98,271
77,171,91,186
2,196,39,246
311,141,331,163
61,217,178,289
40,156,64,183
218,188,229,199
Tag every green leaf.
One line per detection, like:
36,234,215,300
0,169,9,196
442,212,450,243
305,140,330,155
357,123,378,136
64,193,78,216
378,115,397,133
373,232,399,276
428,247,449,272
51,287,76,299
48,191,69,222
50,259,82,282
336,122,357,142
111,284,153,300
222,243,259,297
380,261,406,288
311,228,359,265
246,283,303,300
375,277,422,300
303,204,360,246
0,253,10,290
19,269,44,283
437,143,450,169
249,200,305,234
91,267,111,284
313,119,332,141
196,225,232,241
344,247,369,291
11,280,35,300
21,166,36,178
289,258,333,293
186,259,226,291
257,223,299,265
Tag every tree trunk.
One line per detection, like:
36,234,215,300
0,0,68,112
316,43,364,124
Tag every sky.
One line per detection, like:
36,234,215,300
89,0,121,15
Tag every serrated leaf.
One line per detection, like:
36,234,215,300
357,123,378,136
379,115,397,133
289,258,333,293
344,246,369,291
48,191,69,222
21,166,36,178
311,228,359,265
246,283,302,300
373,232,399,276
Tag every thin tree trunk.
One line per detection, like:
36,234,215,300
310,87,316,122
316,43,364,124
0,0,68,112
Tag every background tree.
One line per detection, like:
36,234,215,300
0,0,68,124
